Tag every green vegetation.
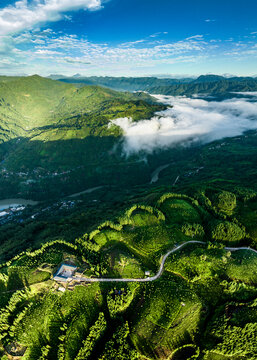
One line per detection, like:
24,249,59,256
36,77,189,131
212,191,237,215
53,75,257,96
0,186,257,359
211,221,246,244
74,312,107,360
0,75,163,143
0,75,257,359
1,76,257,203
54,74,257,96
0,75,165,200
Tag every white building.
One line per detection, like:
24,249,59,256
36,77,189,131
53,264,77,282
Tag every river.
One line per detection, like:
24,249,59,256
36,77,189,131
0,198,38,211
0,187,105,211
67,186,104,198
150,164,170,184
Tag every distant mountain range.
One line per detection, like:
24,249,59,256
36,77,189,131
49,74,257,96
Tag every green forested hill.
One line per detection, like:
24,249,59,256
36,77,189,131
0,75,166,199
148,78,257,96
54,74,257,96
0,185,257,360
0,76,72,140
0,75,163,141
0,75,257,204
0,75,257,360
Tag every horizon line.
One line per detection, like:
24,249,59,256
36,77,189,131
0,73,257,79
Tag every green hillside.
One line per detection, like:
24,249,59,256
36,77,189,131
0,75,257,360
55,74,257,96
0,75,165,200
0,186,257,359
0,75,164,141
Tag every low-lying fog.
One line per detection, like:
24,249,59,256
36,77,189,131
111,93,257,155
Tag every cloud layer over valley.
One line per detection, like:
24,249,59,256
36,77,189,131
111,93,257,155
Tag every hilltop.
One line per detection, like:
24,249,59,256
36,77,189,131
0,74,256,360
0,75,163,142
0,75,256,202
52,74,257,96
0,185,257,359
0,75,166,200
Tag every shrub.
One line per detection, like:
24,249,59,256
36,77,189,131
211,221,246,243
125,204,165,221
75,312,107,360
213,191,237,214
181,223,205,238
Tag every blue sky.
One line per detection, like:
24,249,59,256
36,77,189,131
0,0,256,76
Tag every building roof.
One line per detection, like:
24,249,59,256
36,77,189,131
53,263,77,282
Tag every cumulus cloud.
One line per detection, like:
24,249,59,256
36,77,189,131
0,0,102,36
111,94,257,155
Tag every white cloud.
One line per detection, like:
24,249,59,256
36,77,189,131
0,17,256,76
233,91,257,97
11,31,207,73
149,32,168,38
120,39,146,47
63,56,91,64
185,35,204,40
111,94,257,155
0,0,102,36
35,49,60,55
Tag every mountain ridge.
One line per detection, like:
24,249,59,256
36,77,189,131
0,75,164,143
49,74,257,95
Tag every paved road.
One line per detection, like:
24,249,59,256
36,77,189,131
76,242,257,283
172,175,180,186
226,246,257,254
150,163,170,184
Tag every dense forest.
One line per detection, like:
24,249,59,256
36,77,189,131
0,76,257,359
53,74,257,96
0,184,257,359
0,76,165,200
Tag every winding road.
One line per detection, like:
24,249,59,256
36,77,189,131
77,241,257,283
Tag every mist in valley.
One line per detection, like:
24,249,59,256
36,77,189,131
111,93,257,155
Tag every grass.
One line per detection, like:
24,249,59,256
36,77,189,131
29,280,54,295
24,269,51,285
